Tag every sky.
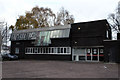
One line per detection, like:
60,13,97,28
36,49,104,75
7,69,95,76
0,0,120,27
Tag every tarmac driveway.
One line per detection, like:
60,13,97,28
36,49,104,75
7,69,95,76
2,60,119,78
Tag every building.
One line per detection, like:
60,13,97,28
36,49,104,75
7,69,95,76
10,19,112,62
71,19,111,61
103,33,120,63
10,25,71,60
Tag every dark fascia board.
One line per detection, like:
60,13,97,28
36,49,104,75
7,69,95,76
72,46,104,48
50,37,70,39
103,39,120,42
71,36,104,38
71,19,107,25
103,39,120,46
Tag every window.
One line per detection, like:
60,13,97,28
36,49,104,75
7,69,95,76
27,48,30,53
46,48,48,53
25,47,71,54
87,49,91,53
64,48,66,53
61,48,63,53
48,48,51,53
58,48,60,53
40,48,42,53
54,48,57,53
52,48,54,53
100,48,103,53
34,48,38,53
93,48,97,54
106,30,109,38
15,48,19,54
43,48,46,53
67,47,70,53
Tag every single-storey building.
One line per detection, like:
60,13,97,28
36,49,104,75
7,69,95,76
10,19,114,62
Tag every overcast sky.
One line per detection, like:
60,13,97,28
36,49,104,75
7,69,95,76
0,0,120,26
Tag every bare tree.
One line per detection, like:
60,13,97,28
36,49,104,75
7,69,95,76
2,23,10,46
0,22,4,53
0,22,10,52
55,7,74,26
108,1,120,33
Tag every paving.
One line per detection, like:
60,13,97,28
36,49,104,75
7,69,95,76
1,60,119,78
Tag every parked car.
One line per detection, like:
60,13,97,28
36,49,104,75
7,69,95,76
1,52,18,60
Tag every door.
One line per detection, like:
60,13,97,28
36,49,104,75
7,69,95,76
92,48,98,61
86,48,99,61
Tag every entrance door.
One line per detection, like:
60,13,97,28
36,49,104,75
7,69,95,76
86,48,99,61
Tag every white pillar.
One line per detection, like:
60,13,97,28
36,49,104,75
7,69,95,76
85,48,87,61
91,48,92,61
76,55,79,61
98,48,99,61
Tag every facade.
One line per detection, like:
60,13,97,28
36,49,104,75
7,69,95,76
10,19,112,62
103,33,120,63
71,19,111,61
10,25,71,60
104,40,120,63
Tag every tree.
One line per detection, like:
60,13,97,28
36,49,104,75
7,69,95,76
0,22,10,52
1,23,10,46
31,6,56,27
10,6,74,30
108,1,120,33
0,22,3,53
55,7,74,26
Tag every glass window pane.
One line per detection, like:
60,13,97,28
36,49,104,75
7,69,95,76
15,48,19,54
67,47,70,53
46,48,48,53
58,48,60,53
64,48,66,53
52,48,54,53
61,48,63,53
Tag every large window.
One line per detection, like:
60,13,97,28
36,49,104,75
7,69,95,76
25,47,71,55
74,48,86,55
35,29,70,46
11,28,70,41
